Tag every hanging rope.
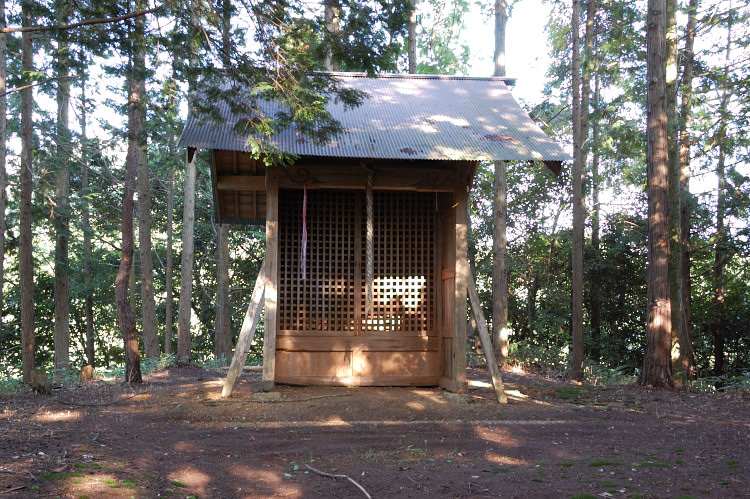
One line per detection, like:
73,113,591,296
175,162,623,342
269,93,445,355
365,167,374,319
301,185,307,280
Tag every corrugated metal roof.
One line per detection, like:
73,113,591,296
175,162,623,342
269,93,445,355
178,73,571,163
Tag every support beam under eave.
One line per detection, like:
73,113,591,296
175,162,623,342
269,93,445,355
262,167,279,392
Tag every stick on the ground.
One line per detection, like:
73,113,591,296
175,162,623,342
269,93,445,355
222,259,268,398
468,272,508,404
305,464,372,499
0,486,27,494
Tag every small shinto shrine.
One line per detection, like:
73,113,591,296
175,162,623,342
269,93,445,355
178,73,569,394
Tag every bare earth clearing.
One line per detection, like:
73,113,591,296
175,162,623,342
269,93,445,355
0,366,748,498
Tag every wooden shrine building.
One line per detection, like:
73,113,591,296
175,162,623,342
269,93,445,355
179,73,569,393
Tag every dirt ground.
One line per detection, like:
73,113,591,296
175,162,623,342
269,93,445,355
0,366,748,498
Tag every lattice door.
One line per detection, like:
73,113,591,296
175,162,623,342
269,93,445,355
278,189,436,335
360,191,435,334
279,189,357,332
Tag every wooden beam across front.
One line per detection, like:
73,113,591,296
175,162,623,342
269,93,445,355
277,163,468,192
216,175,266,191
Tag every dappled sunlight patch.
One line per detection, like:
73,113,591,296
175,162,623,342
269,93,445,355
473,427,519,447
169,467,211,495
505,389,529,401
406,400,426,411
60,472,136,496
323,415,352,426
34,409,83,423
485,451,528,467
230,467,302,496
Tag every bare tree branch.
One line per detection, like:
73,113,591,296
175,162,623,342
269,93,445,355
1,7,160,34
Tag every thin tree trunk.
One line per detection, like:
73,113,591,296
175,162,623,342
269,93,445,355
177,4,199,363
676,0,699,380
139,150,158,358
20,0,34,384
0,0,6,357
81,69,95,367
493,0,508,77
323,0,340,71
712,8,732,378
407,0,417,73
136,0,158,358
639,0,672,388
165,147,175,356
492,0,510,363
215,224,231,361
116,18,143,384
492,160,510,362
665,0,684,383
54,0,70,371
580,0,597,363
590,68,602,361
213,0,233,363
136,5,158,358
177,148,196,363
164,172,175,354
570,0,585,380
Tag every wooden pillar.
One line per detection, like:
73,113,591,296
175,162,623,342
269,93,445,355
262,167,279,392
452,186,469,393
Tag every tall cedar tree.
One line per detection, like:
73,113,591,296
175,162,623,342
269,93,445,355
54,0,71,370
0,0,6,357
570,0,585,379
640,0,672,388
20,0,35,383
492,0,510,362
214,0,232,362
676,0,699,379
80,71,96,367
116,6,146,383
137,2,159,359
712,7,732,377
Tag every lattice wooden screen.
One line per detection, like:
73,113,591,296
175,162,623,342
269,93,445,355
361,192,435,334
278,189,436,335
279,189,357,332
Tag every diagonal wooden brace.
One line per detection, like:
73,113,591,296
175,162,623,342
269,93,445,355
221,259,268,398
468,272,508,404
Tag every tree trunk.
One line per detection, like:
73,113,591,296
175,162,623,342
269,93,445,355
639,0,672,388
581,0,598,362
492,160,510,362
570,0,585,380
139,148,159,358
177,3,200,364
676,0,699,380
215,224,232,361
590,68,602,361
493,0,508,77
407,0,417,73
136,2,158,359
324,1,340,71
53,0,71,371
116,16,144,384
491,0,510,363
81,70,95,367
665,0,684,383
0,0,6,357
712,9,732,378
135,0,158,359
177,148,196,363
19,0,34,384
165,148,175,356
